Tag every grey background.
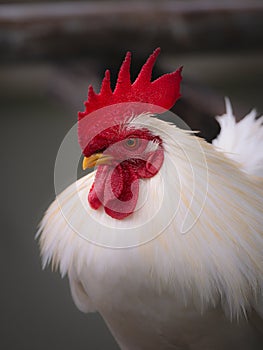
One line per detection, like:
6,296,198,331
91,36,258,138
1,1,263,349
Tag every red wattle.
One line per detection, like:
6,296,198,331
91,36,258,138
88,162,140,220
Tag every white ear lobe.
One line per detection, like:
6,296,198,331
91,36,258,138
68,268,96,313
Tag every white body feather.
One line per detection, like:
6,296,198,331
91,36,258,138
213,98,263,177
38,104,263,349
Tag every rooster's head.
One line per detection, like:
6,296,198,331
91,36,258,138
78,48,182,220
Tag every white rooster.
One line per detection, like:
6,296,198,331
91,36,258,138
38,48,263,349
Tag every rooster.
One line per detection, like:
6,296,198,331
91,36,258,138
38,48,263,350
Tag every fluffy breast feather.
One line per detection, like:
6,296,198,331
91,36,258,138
38,113,263,321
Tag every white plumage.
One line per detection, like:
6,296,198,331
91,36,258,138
38,101,263,349
213,98,263,177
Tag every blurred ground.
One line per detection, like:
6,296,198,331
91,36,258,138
1,52,262,350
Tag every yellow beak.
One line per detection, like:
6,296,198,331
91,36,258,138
82,153,113,170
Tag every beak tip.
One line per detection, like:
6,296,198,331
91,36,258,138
82,157,89,170
82,153,112,170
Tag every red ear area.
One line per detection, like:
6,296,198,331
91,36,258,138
136,148,164,178
146,149,164,176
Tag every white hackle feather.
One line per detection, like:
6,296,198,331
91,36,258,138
213,98,263,177
38,103,263,349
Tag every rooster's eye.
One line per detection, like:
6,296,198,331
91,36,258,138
124,138,140,149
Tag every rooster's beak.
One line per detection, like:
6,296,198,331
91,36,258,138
82,153,113,170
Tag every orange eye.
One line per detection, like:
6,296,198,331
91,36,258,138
124,138,139,149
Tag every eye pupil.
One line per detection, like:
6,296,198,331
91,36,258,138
124,138,141,150
127,139,135,146
126,138,136,147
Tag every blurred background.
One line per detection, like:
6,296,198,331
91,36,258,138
1,0,263,349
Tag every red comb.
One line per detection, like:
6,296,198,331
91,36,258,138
78,48,182,153
79,48,182,120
